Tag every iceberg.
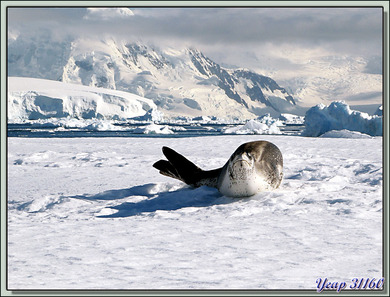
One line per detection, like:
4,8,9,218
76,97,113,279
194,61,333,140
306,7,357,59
302,101,382,137
279,113,305,125
374,105,383,116
223,119,282,135
133,124,174,135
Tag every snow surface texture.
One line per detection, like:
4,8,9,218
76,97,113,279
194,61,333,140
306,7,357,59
303,101,382,137
320,130,373,139
8,135,382,290
8,77,156,121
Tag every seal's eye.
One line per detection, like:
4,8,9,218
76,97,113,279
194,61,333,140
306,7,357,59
246,152,253,160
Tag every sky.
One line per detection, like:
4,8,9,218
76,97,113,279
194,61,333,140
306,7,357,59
8,7,382,55
7,6,384,106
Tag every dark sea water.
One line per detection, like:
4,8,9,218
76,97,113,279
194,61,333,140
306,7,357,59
7,122,304,138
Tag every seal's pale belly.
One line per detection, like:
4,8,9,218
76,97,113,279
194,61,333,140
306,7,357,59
218,160,272,197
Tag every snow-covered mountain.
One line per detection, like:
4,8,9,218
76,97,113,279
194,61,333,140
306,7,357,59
243,52,382,110
8,34,298,119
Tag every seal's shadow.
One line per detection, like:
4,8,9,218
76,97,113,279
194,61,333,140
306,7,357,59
71,184,237,218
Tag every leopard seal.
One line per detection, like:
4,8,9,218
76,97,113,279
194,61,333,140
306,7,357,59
153,140,283,197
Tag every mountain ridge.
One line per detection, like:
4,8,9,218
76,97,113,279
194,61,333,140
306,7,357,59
9,35,300,118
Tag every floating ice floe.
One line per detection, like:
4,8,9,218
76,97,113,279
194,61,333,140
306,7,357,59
83,120,121,131
133,124,174,134
13,117,125,131
223,119,282,135
170,126,187,132
302,101,382,137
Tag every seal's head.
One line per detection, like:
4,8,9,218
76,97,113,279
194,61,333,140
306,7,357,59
219,141,283,197
229,151,255,181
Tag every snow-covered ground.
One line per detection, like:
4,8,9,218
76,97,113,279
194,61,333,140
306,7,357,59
7,135,383,290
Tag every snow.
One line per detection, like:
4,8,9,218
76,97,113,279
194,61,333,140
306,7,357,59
8,117,132,132
9,35,298,119
374,105,383,116
224,119,282,135
129,108,165,123
256,113,284,126
191,115,213,123
8,77,156,122
279,113,305,125
320,130,373,139
257,51,382,108
302,101,382,137
8,135,382,290
133,124,174,135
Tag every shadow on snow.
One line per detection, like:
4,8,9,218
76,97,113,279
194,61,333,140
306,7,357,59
70,183,238,218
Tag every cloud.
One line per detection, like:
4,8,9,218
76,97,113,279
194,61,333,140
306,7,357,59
364,56,382,74
126,8,381,45
83,8,134,20
346,91,382,102
7,7,382,58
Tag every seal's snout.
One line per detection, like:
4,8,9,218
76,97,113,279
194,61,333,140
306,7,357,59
233,152,253,167
229,152,255,180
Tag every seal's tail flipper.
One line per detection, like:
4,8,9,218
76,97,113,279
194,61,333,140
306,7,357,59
153,146,204,186
153,160,179,180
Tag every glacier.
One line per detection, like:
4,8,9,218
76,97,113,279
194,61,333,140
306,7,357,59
8,77,156,122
